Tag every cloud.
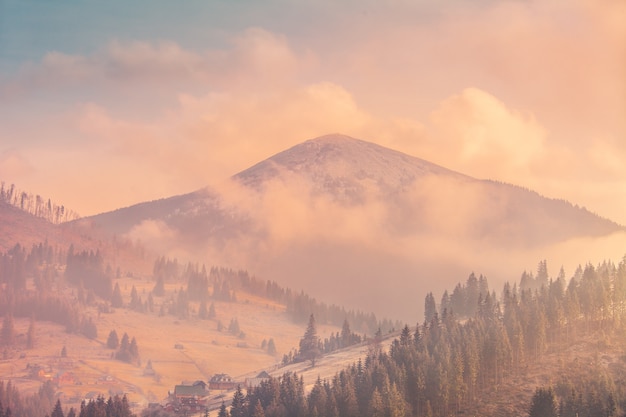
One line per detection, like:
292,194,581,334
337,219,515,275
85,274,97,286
1,1,624,228
0,149,34,179
426,87,546,181
102,40,206,80
9,40,205,90
2,28,308,99
158,170,626,320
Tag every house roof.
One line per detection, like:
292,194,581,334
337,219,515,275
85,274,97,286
256,371,271,379
174,385,206,397
210,373,232,382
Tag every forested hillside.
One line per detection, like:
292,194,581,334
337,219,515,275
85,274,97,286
0,237,399,417
213,257,626,417
2,188,626,417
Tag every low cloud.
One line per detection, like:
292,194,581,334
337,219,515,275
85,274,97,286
126,219,186,260
126,170,626,321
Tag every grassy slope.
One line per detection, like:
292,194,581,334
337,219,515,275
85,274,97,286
0,274,341,411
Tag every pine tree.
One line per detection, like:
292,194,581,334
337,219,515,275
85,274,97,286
218,401,230,417
111,283,123,308
267,338,277,356
230,385,246,417
51,399,64,417
369,388,384,417
385,382,408,417
251,399,265,417
529,387,557,417
309,377,328,417
130,286,140,310
340,319,352,348
299,314,321,366
120,332,130,352
424,292,437,323
107,330,119,349
399,324,412,346
129,337,140,364
152,276,165,296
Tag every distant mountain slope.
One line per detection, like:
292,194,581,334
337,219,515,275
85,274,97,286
74,134,625,319
0,200,90,252
0,200,56,250
0,199,151,276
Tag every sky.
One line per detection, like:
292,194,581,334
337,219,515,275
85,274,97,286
0,0,625,225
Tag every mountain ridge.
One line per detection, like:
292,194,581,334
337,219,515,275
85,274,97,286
72,133,623,240
4,134,624,320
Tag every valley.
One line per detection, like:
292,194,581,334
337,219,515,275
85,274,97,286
0,282,346,412
2,135,626,417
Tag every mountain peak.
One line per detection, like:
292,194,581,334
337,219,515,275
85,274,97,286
301,133,364,148
306,133,359,143
234,134,466,194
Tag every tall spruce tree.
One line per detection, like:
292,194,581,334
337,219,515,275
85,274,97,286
230,385,246,417
299,314,321,366
51,399,64,417
424,293,437,323
107,330,119,349
111,283,123,308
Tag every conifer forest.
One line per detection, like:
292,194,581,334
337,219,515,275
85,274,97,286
3,234,626,416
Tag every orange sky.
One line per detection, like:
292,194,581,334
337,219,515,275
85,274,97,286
0,0,625,224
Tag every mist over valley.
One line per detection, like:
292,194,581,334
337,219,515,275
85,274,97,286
75,134,626,320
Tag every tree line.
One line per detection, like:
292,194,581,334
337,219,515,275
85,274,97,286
0,380,135,417
282,314,365,367
150,259,400,335
0,182,80,224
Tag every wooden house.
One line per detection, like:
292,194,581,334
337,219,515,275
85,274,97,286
209,373,238,390
246,371,271,389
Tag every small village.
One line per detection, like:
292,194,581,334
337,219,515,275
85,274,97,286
19,357,273,416
158,371,272,415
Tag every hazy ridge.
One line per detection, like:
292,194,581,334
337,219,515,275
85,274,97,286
74,134,625,320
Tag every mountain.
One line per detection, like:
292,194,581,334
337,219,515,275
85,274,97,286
76,134,625,319
85,134,621,242
234,134,620,242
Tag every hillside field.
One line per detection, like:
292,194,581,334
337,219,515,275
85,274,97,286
0,273,342,411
